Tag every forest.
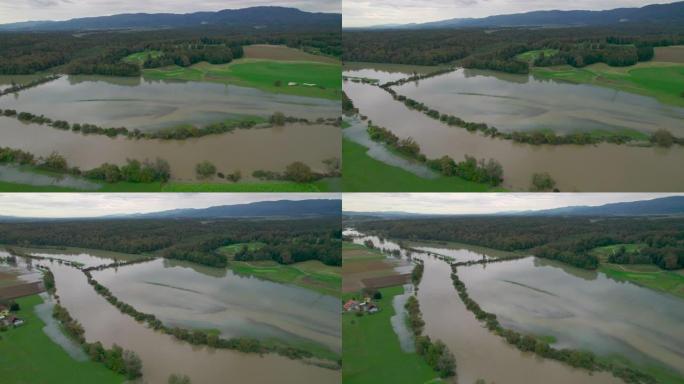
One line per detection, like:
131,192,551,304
0,25,340,76
0,218,341,268
352,216,684,270
343,23,684,73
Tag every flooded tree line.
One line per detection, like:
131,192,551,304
353,216,684,270
448,261,656,384
358,73,683,147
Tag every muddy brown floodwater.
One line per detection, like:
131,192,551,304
344,77,684,191
46,262,340,384
415,254,622,384
0,117,340,181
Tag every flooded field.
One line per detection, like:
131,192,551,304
0,116,340,181
0,165,100,190
344,74,684,191
343,62,439,84
417,253,622,384
393,68,684,135
92,258,341,354
0,75,340,132
21,247,144,268
347,230,684,383
460,257,684,379
45,261,340,384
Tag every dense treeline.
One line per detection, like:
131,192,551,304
0,146,171,184
366,122,504,186
0,107,316,140
0,218,342,268
607,245,684,270
354,216,684,270
1,107,338,141
142,44,243,68
0,26,340,75
343,24,684,70
232,231,341,266
450,266,655,384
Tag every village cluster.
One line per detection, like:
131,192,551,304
0,303,24,329
343,295,380,314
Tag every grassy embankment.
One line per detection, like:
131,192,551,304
217,243,341,297
590,243,684,300
133,51,342,100
342,138,502,192
342,285,442,384
515,49,560,63
0,295,125,383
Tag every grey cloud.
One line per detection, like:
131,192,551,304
343,193,684,215
343,0,675,27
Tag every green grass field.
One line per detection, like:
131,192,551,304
122,50,163,65
143,59,341,100
342,286,442,384
599,264,684,300
516,49,559,63
532,62,684,107
0,295,125,384
342,138,501,192
0,178,338,192
218,243,341,297
589,243,684,300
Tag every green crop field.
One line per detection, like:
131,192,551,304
599,264,684,300
0,295,125,384
342,286,442,384
589,243,684,300
532,62,684,107
143,58,341,100
217,243,341,297
342,139,501,192
516,49,559,63
122,50,163,65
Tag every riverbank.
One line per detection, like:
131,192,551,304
342,138,498,192
0,294,125,383
342,285,442,384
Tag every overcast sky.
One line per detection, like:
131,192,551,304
344,0,675,27
343,193,684,215
0,193,340,218
0,0,340,24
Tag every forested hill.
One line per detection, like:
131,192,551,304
363,1,684,29
132,199,342,219
514,196,684,216
342,196,684,219
0,6,341,31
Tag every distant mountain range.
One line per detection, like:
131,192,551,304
0,6,340,32
360,1,684,30
0,199,341,221
344,196,684,218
